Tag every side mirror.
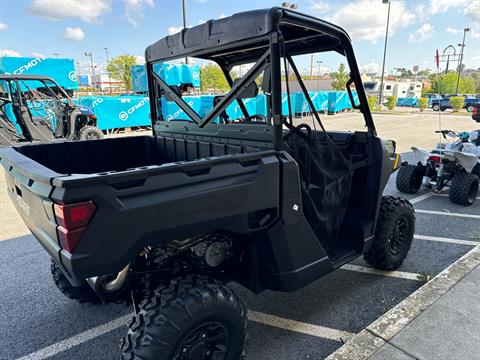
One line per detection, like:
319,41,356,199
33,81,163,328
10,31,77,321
384,139,400,172
232,78,258,99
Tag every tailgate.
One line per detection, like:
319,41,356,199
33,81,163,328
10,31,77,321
0,147,62,265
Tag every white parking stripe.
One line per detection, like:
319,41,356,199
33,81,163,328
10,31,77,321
248,311,355,341
340,264,420,281
16,314,131,360
414,234,478,246
432,193,480,201
409,193,434,204
415,209,480,219
16,310,355,360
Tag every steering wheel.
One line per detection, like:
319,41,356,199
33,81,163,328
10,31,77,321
242,114,268,124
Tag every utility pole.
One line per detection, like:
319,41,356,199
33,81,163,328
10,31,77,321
85,52,96,91
104,47,112,93
455,27,470,95
378,0,391,105
182,0,188,64
317,60,323,90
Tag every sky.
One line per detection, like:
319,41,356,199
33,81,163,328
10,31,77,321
0,0,479,76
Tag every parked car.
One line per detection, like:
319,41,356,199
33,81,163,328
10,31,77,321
472,104,480,122
0,8,415,359
431,95,480,112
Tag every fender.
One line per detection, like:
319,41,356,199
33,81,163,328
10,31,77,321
411,146,430,165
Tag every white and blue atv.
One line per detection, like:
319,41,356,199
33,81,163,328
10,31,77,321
396,130,480,205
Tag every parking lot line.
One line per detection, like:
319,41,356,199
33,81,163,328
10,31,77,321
415,209,480,219
409,193,434,204
414,234,478,246
340,264,420,281
15,310,355,360
248,311,355,341
15,314,132,360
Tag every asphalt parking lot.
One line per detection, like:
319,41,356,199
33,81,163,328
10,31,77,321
1,112,479,360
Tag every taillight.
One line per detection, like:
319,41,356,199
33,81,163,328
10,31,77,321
54,201,96,253
428,155,441,165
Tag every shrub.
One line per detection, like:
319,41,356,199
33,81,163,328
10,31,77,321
386,96,397,111
417,98,428,112
367,96,377,112
449,96,464,111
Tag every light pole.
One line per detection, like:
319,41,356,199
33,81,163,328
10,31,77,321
104,47,112,93
85,52,96,91
455,27,470,95
317,60,323,90
378,0,391,105
182,0,188,64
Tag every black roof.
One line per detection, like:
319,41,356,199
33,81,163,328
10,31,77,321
145,7,351,66
0,74,56,81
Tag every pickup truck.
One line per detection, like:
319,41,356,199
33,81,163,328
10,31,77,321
0,8,414,359
431,95,480,112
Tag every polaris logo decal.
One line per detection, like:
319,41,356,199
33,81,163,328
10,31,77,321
15,193,30,216
13,57,43,75
119,97,149,121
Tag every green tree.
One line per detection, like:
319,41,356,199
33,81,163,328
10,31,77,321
107,55,137,90
429,72,477,94
331,63,348,91
200,64,230,92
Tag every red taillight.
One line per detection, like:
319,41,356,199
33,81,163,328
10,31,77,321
54,201,96,253
428,155,441,165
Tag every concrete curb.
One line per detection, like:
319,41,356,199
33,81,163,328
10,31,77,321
325,245,480,360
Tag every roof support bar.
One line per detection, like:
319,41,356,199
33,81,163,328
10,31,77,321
220,67,250,119
152,72,203,124
198,50,270,128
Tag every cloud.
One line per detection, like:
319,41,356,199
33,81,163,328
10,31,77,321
309,1,330,13
63,27,85,42
360,62,380,74
329,0,414,43
124,0,155,27
471,29,480,38
0,22,7,31
168,26,184,35
31,52,46,59
134,55,145,64
464,2,480,24
0,49,21,57
446,27,460,34
28,0,110,23
428,0,468,15
408,23,434,44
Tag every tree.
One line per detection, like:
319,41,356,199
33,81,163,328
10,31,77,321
429,72,476,94
200,64,230,93
331,63,348,91
386,96,397,111
107,55,137,90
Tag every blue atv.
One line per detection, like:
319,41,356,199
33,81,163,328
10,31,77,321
0,74,103,146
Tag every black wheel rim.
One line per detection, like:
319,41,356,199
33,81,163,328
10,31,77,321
174,322,229,360
389,216,409,256
467,182,478,204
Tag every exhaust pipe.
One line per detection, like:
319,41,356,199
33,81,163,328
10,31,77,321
87,265,130,299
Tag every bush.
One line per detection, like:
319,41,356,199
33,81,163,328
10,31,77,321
386,96,397,111
417,98,428,112
368,96,378,112
449,96,464,111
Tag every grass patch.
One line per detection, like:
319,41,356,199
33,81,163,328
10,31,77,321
417,272,435,284
470,234,480,241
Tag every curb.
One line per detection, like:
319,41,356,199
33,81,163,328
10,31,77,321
325,245,480,360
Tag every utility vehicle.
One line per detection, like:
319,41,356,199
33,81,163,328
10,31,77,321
0,74,103,146
1,8,415,359
397,130,480,205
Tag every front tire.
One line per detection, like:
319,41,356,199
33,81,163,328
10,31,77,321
449,172,479,206
78,125,104,140
51,260,101,304
396,164,424,194
432,104,440,111
121,275,247,360
364,196,415,271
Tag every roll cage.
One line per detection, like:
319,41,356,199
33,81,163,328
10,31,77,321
145,7,375,151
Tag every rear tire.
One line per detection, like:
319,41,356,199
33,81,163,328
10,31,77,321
472,164,480,178
466,104,474,113
121,275,247,360
396,164,424,194
51,260,101,304
449,172,479,206
364,196,415,271
78,125,104,140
